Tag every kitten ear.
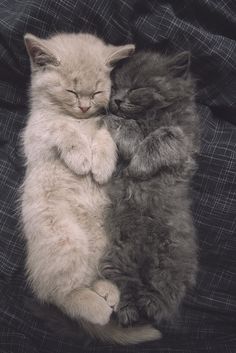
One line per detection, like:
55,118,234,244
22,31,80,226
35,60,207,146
24,33,60,69
106,44,135,66
168,52,190,78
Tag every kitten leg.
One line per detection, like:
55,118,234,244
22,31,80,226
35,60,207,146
59,139,92,176
104,115,144,160
127,126,191,179
64,287,113,326
25,212,112,326
91,127,117,184
137,287,184,324
93,279,120,311
39,119,92,175
116,292,140,327
137,249,197,323
99,262,139,325
100,257,140,326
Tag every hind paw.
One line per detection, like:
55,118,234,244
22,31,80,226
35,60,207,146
73,288,112,326
93,280,120,311
138,294,163,322
117,303,140,326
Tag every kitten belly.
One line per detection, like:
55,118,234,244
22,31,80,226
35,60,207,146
22,159,109,282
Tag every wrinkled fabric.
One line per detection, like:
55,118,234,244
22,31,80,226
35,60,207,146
0,0,235,352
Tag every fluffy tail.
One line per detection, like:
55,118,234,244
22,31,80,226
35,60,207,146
26,299,161,345
81,320,161,345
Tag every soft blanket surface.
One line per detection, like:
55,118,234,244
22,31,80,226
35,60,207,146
0,1,235,352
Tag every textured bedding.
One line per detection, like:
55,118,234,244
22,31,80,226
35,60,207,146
0,1,235,352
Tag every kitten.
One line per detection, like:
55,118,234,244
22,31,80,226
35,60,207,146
101,51,199,326
21,33,160,344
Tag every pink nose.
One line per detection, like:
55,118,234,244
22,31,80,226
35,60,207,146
79,106,90,113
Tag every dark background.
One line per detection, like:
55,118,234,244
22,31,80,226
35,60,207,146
0,0,235,352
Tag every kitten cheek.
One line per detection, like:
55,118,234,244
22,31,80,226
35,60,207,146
101,95,109,105
95,97,109,108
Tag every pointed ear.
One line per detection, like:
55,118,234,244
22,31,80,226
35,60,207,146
106,44,135,66
24,33,60,69
168,51,191,78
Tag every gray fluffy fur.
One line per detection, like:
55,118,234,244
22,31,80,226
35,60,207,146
101,51,199,326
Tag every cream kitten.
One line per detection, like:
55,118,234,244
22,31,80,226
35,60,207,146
21,32,160,344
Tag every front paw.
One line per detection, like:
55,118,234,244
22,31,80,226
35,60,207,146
126,126,187,179
92,155,115,184
126,150,153,180
103,114,124,131
91,130,117,185
104,115,144,160
61,146,91,175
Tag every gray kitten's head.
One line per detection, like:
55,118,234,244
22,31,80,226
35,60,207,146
110,51,193,119
24,33,135,118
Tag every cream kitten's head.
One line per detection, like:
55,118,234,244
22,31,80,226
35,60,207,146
24,33,135,118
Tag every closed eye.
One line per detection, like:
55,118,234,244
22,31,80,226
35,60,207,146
66,89,78,97
92,91,103,98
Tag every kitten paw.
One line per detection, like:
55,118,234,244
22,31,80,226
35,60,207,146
104,115,144,160
138,294,163,322
91,130,117,184
62,146,91,175
93,280,120,311
126,152,151,179
117,303,140,326
92,162,114,184
86,294,113,325
78,289,113,325
69,288,113,325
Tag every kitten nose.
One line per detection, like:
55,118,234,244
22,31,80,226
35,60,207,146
79,106,90,113
114,99,122,107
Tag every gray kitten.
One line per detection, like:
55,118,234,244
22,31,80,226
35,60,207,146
101,51,199,327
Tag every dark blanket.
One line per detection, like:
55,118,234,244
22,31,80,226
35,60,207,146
0,1,235,352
